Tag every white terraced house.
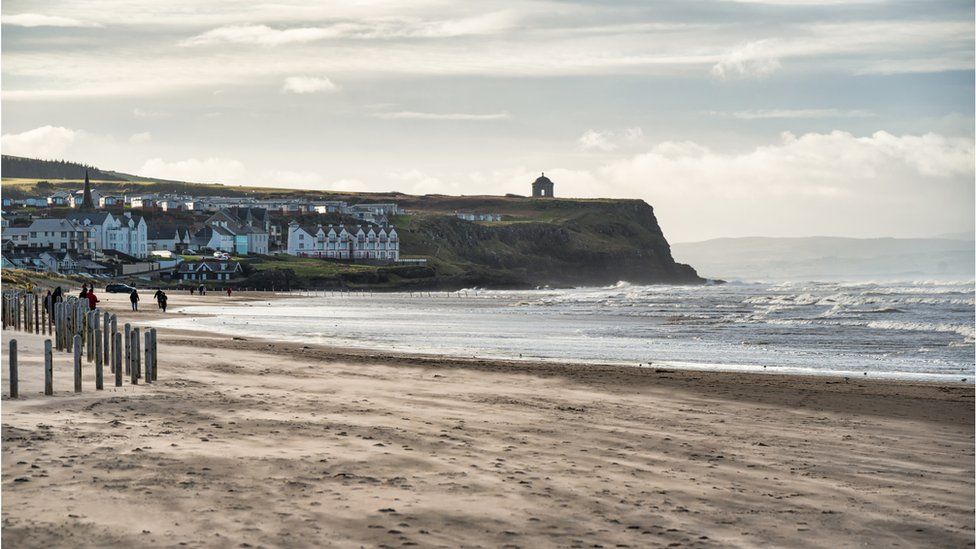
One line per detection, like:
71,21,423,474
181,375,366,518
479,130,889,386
286,222,399,261
66,212,149,258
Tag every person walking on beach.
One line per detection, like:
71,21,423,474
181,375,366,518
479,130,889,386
154,289,168,312
190,286,195,296
80,284,89,299
87,288,99,310
198,284,206,296
226,287,232,297
129,288,140,311
44,289,53,314
52,286,63,305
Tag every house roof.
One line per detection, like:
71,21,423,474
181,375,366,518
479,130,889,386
28,218,83,232
177,260,242,274
66,212,112,225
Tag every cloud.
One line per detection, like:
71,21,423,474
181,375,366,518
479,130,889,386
132,108,171,119
181,13,517,46
4,13,100,28
587,130,974,239
711,40,782,79
138,157,247,183
129,132,152,144
373,111,510,121
709,109,875,119
261,169,326,186
281,76,338,94
1,126,81,158
578,127,644,152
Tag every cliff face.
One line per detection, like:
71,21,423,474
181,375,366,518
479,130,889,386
399,199,703,287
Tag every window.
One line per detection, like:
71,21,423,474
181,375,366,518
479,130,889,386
30,232,37,238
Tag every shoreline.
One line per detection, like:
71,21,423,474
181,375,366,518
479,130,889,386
2,290,974,547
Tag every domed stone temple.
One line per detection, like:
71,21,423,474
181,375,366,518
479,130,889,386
532,172,554,198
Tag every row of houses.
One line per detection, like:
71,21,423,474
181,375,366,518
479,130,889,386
3,191,402,223
286,222,400,261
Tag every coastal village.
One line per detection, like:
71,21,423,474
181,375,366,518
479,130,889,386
0,171,557,284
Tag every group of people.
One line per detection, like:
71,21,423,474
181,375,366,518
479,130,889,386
27,282,233,315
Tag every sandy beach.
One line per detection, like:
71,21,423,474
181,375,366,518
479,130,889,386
2,290,974,548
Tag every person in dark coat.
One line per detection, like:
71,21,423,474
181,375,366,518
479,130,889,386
44,290,53,314
52,286,63,304
129,289,140,311
154,289,168,312
80,284,89,299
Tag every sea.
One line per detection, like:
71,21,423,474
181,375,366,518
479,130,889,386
155,280,976,382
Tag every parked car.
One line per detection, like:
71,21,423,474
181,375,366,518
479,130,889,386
105,283,137,293
213,251,230,260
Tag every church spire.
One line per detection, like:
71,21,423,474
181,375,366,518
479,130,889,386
80,170,95,211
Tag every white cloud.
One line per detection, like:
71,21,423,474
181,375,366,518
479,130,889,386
138,157,247,183
132,108,171,119
711,40,782,79
1,126,81,158
181,14,517,47
373,111,510,121
578,127,644,151
261,169,325,186
129,132,152,144
281,76,338,94
710,109,875,119
586,131,974,239
4,13,100,28
578,130,616,152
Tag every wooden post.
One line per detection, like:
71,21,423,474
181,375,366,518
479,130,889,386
44,339,53,396
87,311,94,363
150,328,158,381
130,329,140,385
95,328,104,390
8,339,18,399
73,335,82,393
144,331,152,384
103,312,111,366
34,293,39,334
114,332,122,387
124,323,131,376
41,296,46,335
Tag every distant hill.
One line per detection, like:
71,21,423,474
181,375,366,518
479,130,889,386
672,236,975,281
1,155,126,181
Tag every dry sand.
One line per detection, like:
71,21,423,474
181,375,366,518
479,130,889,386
2,290,974,548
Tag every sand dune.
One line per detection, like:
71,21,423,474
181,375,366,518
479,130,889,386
2,291,973,547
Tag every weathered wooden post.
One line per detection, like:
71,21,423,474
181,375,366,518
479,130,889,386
103,312,110,366
34,293,40,334
124,323,132,376
113,332,122,387
95,328,104,390
150,328,158,381
44,339,53,396
144,330,152,384
73,335,82,393
9,339,18,399
87,311,94,363
130,329,140,385
41,296,46,335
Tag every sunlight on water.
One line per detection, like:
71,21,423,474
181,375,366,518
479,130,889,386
154,280,975,382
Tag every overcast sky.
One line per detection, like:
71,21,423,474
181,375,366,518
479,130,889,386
2,0,973,241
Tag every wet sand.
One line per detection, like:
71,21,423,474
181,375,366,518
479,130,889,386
2,290,973,547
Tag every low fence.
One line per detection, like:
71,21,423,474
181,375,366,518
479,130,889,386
2,291,158,398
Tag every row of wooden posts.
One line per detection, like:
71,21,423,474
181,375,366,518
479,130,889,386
3,290,158,398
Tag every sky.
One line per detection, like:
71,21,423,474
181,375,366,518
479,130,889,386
1,0,974,242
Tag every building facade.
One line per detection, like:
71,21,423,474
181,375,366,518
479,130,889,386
287,222,399,261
